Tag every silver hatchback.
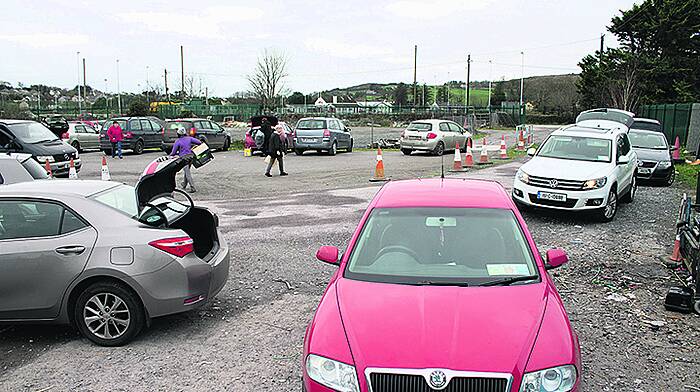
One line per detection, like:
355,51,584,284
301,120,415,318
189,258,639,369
62,121,101,152
399,119,472,156
0,157,229,346
293,117,353,156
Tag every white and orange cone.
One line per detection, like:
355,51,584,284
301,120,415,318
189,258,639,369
517,130,525,151
68,159,78,179
369,148,389,182
478,138,490,165
450,142,465,171
44,159,53,178
499,135,508,159
464,138,474,167
669,234,683,262
101,156,111,181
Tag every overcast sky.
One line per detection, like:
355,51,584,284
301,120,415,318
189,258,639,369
0,0,639,96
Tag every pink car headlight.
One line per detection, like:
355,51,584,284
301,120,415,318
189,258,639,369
306,354,359,392
520,365,577,392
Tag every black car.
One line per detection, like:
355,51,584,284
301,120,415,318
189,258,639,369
629,128,675,185
41,114,69,137
162,118,231,153
99,117,164,155
0,120,80,176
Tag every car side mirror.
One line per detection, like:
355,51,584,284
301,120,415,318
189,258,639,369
316,246,340,265
526,147,536,156
617,155,630,165
545,248,569,270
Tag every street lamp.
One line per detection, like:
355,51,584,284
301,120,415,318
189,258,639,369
116,59,122,115
76,51,82,115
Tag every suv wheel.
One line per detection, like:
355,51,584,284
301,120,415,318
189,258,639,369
133,140,144,155
71,141,81,152
222,137,231,151
598,187,618,222
328,141,337,156
401,148,413,156
295,149,304,156
74,281,145,346
347,139,353,152
621,175,637,203
665,169,676,186
432,141,445,156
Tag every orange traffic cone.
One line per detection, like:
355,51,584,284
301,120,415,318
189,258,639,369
464,138,474,167
369,148,389,182
44,159,53,178
68,159,78,179
101,156,111,181
450,142,466,172
478,138,491,165
669,234,683,262
499,135,508,159
672,136,681,161
517,130,525,151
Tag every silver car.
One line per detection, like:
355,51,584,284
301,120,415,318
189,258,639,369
293,117,353,156
0,153,50,184
399,119,472,156
62,121,100,152
0,157,229,346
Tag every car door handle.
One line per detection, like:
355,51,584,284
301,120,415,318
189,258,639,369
55,246,86,255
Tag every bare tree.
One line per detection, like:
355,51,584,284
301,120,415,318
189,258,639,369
247,49,288,109
608,59,641,111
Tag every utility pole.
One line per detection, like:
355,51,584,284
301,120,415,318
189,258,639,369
413,45,417,106
76,51,81,114
205,87,208,105
599,34,605,66
146,65,150,103
488,60,493,113
103,78,109,116
180,45,185,99
164,68,170,103
82,58,87,108
464,54,471,115
520,51,525,125
116,59,122,115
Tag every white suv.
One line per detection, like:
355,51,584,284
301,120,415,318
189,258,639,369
512,124,638,222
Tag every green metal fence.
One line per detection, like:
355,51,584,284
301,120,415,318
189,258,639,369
638,103,693,144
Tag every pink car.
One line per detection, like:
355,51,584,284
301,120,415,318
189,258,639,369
303,179,581,392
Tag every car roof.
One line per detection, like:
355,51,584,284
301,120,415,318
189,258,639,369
410,119,456,124
579,108,635,117
552,124,625,139
0,180,121,197
0,119,33,125
167,118,205,121
371,178,512,209
0,153,32,162
632,118,661,125
298,117,337,120
629,128,666,136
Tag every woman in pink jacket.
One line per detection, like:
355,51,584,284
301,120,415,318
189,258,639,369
106,121,124,159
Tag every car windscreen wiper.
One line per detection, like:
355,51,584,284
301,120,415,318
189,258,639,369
478,275,539,287
415,280,470,287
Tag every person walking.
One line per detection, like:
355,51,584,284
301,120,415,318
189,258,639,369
265,125,288,177
260,117,272,156
106,121,124,159
170,128,202,192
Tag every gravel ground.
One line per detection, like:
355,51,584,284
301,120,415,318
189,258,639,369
1,129,698,391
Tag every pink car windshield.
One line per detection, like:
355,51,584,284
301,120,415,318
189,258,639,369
345,208,538,286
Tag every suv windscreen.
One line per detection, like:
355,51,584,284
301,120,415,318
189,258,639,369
538,135,612,163
345,207,537,286
631,121,662,132
7,122,59,144
629,130,668,150
297,119,326,129
407,122,432,132
576,111,634,128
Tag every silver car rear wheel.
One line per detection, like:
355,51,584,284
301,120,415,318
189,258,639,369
84,293,130,340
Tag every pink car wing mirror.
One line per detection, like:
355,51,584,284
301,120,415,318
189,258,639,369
545,248,569,270
316,246,340,265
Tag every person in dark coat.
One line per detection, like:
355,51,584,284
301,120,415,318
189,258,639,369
265,125,288,177
260,117,273,156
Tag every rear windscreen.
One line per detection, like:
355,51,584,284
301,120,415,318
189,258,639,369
297,119,326,129
103,120,127,132
631,121,662,132
407,123,432,132
166,121,192,132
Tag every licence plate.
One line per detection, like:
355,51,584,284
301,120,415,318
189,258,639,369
301,138,316,143
638,168,652,174
537,191,567,202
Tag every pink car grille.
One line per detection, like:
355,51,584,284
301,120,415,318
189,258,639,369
369,373,508,392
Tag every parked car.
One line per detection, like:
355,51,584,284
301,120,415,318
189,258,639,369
0,155,229,346
61,121,100,152
0,119,80,176
244,116,294,154
293,117,353,156
629,128,675,185
162,118,231,152
575,108,635,131
512,124,638,222
303,178,581,392
0,153,50,184
399,119,471,156
41,114,69,137
99,117,165,155
630,118,663,133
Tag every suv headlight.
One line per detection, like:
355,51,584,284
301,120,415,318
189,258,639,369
658,160,672,169
36,155,55,163
517,169,530,184
520,365,577,392
582,177,607,189
306,354,359,392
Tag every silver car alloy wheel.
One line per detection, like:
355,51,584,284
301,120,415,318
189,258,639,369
83,293,131,340
605,189,617,219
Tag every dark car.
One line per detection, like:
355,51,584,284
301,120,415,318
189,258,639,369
41,115,69,138
629,128,675,185
99,117,164,155
0,120,80,176
162,118,231,153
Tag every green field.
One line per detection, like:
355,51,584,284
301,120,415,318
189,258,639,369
448,88,490,107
